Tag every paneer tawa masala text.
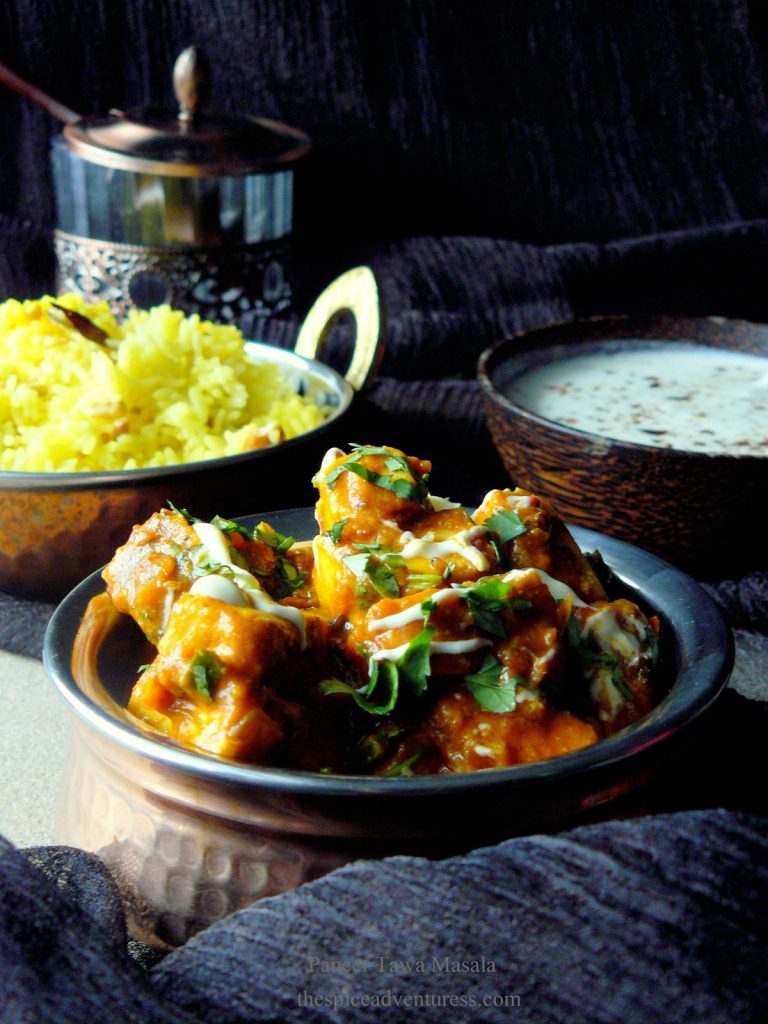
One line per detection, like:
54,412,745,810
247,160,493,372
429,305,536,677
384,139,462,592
102,444,660,775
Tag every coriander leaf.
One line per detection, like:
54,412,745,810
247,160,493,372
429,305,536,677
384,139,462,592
326,518,349,544
324,448,428,505
465,656,523,713
488,536,506,571
349,444,393,457
407,572,442,591
322,621,438,715
397,625,434,696
465,654,503,687
485,509,528,544
342,552,371,578
383,553,405,569
189,649,224,701
343,461,376,485
324,463,349,489
271,559,306,600
380,751,423,777
357,721,407,765
343,552,401,599
610,666,635,702
463,579,533,639
254,523,294,554
367,559,401,599
565,615,635,703
321,659,399,715
167,500,198,524
211,515,252,540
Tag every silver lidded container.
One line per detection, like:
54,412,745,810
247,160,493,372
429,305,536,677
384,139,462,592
51,48,310,321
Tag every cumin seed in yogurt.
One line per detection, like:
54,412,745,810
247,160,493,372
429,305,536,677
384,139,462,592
506,342,768,455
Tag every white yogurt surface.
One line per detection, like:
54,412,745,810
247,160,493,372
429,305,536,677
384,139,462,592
507,342,768,455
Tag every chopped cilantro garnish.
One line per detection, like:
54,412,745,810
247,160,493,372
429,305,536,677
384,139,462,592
254,523,294,554
349,444,393,457
321,616,437,716
210,515,252,540
342,552,370,577
464,656,523,713
324,447,429,505
380,751,423,777
487,535,506,571
321,659,399,715
189,649,224,701
396,625,434,696
407,572,443,591
485,509,528,544
368,560,401,599
342,552,401,600
462,578,533,639
272,559,306,601
167,500,198,524
326,518,349,544
565,615,635,702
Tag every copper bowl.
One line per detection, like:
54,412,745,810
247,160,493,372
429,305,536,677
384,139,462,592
0,266,385,601
43,510,732,950
0,342,356,601
478,316,768,576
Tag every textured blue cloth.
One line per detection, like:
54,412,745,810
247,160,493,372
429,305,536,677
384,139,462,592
3,809,767,1024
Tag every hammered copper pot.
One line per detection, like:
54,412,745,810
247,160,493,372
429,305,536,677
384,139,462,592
478,315,768,576
44,515,732,950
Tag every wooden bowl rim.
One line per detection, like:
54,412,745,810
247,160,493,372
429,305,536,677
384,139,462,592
477,314,768,463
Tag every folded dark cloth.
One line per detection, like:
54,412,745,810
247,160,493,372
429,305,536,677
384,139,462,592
3,808,766,1024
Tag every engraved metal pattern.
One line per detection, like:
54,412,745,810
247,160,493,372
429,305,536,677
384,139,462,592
57,734,352,949
54,229,292,321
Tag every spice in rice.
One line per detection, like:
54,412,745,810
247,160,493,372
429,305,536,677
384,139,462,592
0,294,327,472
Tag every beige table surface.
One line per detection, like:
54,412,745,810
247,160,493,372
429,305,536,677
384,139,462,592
0,651,68,848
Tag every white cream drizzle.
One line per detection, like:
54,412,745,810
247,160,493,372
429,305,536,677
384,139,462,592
582,607,643,662
319,446,345,473
477,489,534,513
428,493,463,511
505,494,535,509
189,573,249,608
590,673,625,720
370,636,492,664
501,567,590,608
190,522,306,647
368,588,459,633
399,525,489,571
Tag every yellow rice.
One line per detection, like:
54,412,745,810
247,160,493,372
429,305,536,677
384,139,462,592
0,295,328,472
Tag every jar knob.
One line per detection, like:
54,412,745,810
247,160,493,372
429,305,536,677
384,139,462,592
173,46,208,126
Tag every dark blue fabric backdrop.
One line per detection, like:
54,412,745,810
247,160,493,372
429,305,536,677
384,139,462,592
1,3,768,1022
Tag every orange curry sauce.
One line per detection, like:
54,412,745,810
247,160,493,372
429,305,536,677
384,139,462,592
102,444,659,775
